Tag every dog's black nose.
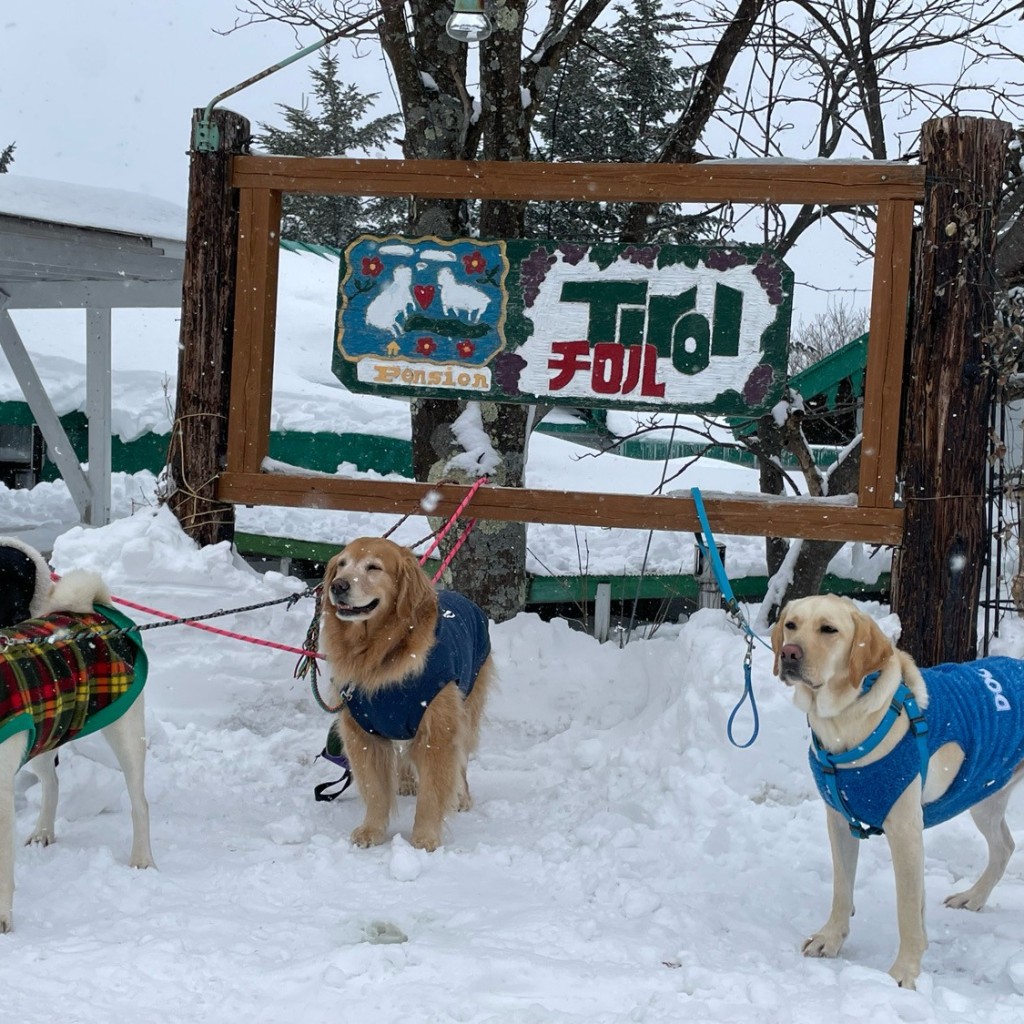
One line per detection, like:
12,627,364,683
331,579,350,599
780,643,803,665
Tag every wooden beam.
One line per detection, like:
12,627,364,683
226,187,282,476
3,280,183,309
859,198,915,507
0,235,184,281
168,107,250,547
216,471,905,544
231,156,925,205
85,307,112,525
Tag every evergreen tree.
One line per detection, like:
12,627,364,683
0,143,14,173
529,0,709,243
254,48,403,247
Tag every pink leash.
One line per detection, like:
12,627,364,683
418,476,488,582
110,593,326,661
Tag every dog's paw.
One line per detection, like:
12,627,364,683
351,825,387,848
0,910,11,934
888,959,920,989
944,889,987,911
802,929,846,959
410,828,442,852
25,828,54,847
130,853,156,870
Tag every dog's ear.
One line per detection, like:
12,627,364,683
322,553,336,590
0,537,52,624
847,609,894,687
769,607,788,677
394,546,435,625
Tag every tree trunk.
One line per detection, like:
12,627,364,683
407,3,532,623
164,108,249,546
411,398,530,618
750,414,789,578
892,116,1010,665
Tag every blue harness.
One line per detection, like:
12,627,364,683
343,591,490,741
809,658,1024,838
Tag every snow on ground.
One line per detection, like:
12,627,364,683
0,498,1021,1024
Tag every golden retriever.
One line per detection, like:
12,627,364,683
772,593,1024,989
320,537,494,851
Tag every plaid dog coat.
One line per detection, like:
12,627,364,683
0,603,146,765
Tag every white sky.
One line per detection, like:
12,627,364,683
1,1,394,206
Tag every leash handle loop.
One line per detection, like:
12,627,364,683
691,486,762,749
726,635,760,748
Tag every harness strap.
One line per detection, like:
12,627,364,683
810,681,930,838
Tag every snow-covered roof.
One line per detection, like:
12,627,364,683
0,174,186,241
0,174,185,310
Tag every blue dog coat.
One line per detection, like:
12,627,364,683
343,591,490,741
809,657,1024,836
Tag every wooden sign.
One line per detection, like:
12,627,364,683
333,235,792,414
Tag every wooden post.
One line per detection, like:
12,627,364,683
165,107,250,547
892,116,1011,665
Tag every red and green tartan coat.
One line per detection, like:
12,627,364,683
0,604,146,764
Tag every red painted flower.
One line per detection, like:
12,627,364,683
361,256,384,278
456,339,476,358
462,250,486,274
416,336,438,356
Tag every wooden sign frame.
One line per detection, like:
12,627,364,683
217,156,922,544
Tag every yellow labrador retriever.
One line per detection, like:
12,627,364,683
772,593,1024,989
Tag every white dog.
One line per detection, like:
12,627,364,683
0,539,154,932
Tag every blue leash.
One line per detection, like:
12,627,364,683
691,487,771,749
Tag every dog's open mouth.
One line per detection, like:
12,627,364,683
332,598,380,619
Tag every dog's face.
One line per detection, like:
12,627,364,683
770,594,894,718
323,537,435,627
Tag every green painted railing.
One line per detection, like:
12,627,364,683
234,529,889,606
0,404,414,481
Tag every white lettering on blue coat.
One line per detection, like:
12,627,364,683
978,667,1011,711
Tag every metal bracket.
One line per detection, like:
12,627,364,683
193,118,220,154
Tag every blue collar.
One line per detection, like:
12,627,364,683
809,676,931,838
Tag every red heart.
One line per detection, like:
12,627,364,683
413,285,435,309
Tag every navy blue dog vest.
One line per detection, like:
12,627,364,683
344,591,490,741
